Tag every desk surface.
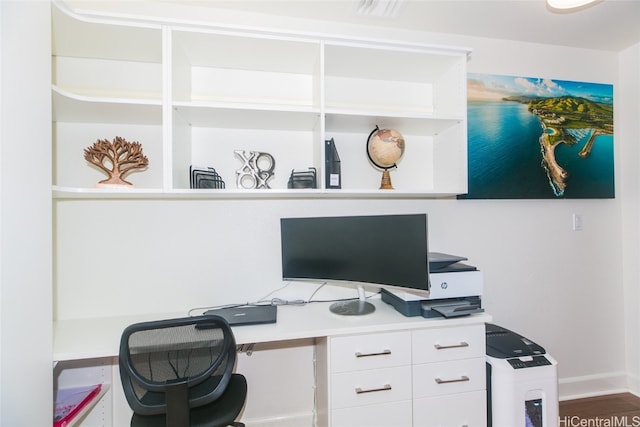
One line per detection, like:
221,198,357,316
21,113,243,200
53,296,491,361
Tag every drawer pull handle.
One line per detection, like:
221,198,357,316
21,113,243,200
434,341,469,350
435,375,470,385
355,384,392,394
355,349,391,358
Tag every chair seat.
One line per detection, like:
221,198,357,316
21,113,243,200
131,374,247,427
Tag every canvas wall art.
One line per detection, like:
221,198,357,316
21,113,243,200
460,74,614,199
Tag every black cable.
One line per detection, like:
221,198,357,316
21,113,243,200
188,285,380,315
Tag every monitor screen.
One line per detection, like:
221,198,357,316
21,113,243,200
280,214,430,295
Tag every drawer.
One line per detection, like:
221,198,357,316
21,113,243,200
413,357,486,398
330,331,411,373
332,400,412,427
412,324,484,363
331,365,411,409
413,390,487,427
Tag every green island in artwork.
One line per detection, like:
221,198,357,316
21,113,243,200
505,95,614,195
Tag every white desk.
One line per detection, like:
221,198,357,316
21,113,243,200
53,297,491,426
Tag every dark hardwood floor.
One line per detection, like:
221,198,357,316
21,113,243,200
560,393,640,423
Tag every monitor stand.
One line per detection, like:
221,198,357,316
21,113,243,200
329,284,375,316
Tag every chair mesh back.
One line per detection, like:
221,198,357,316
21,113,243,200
128,325,225,385
120,316,235,416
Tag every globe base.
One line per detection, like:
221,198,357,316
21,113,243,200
379,170,394,190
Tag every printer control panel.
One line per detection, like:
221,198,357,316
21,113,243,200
507,355,553,369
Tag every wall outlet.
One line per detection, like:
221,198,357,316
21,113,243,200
572,213,584,231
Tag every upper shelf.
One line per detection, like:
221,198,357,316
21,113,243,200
325,111,462,135
172,102,321,131
52,2,162,62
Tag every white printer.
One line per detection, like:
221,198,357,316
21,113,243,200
381,252,484,318
485,323,559,427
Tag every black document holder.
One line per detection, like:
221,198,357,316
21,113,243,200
190,166,225,189
288,168,317,189
325,138,341,189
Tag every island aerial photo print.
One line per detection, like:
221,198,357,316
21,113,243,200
461,73,614,199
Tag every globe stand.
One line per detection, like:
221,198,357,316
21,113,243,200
379,169,394,190
366,126,405,191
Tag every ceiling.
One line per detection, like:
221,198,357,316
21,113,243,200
177,0,640,51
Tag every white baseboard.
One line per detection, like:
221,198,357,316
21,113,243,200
241,412,314,427
559,371,630,400
628,373,640,397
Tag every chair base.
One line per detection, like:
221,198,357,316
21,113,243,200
131,374,247,427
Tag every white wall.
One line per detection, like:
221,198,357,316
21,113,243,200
0,1,52,425
55,199,627,400
619,43,640,396
443,35,630,398
50,2,639,423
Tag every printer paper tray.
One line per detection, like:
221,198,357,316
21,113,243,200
425,301,484,318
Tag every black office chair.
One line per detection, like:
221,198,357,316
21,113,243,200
119,315,247,427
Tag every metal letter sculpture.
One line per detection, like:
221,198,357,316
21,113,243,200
234,150,275,189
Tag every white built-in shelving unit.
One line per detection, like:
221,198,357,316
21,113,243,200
51,1,469,199
51,2,475,425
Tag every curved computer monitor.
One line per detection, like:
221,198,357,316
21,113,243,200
280,213,430,315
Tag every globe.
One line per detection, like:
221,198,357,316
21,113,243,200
366,127,405,189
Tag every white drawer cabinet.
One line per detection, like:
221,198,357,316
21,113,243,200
331,366,412,409
412,324,485,363
319,330,413,427
413,358,486,398
332,400,413,427
414,390,487,427
330,331,412,372
412,324,487,426
317,321,488,427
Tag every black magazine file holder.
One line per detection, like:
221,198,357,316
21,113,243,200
325,138,341,189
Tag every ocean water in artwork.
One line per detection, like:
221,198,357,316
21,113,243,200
462,74,614,199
